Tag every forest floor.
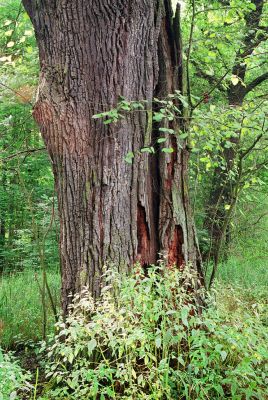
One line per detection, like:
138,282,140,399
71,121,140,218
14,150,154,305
1,253,267,349
0,252,268,399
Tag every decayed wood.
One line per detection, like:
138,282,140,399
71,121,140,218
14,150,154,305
22,0,202,313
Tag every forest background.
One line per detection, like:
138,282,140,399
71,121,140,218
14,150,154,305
0,0,267,399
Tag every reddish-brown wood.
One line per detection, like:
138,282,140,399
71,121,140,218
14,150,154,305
23,0,203,313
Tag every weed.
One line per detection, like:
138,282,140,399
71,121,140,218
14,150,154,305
39,264,268,399
0,347,32,399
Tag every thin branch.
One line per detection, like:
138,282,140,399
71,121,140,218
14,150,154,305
1,148,46,161
244,72,268,96
231,0,266,82
239,134,263,160
192,70,230,111
191,59,226,91
0,82,33,106
186,0,196,109
248,212,268,228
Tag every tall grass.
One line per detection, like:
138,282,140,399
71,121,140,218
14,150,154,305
218,255,268,288
0,270,61,348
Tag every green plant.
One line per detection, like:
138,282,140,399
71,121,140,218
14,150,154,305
0,347,32,399
0,270,60,348
40,264,268,399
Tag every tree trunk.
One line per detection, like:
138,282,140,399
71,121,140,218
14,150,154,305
202,0,267,270
23,0,202,313
203,87,244,267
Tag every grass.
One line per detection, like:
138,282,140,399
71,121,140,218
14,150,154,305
0,270,61,348
1,247,267,350
218,254,268,288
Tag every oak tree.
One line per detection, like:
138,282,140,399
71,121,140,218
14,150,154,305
22,0,202,312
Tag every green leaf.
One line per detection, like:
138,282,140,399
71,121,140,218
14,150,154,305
231,75,239,86
124,151,134,164
92,112,108,119
141,147,154,154
181,308,189,327
178,356,185,366
6,41,15,48
103,118,114,125
5,30,13,37
157,138,167,144
153,113,165,122
132,102,144,109
224,141,232,148
220,351,228,361
24,30,33,36
162,147,174,153
68,353,74,364
159,127,175,134
88,338,97,354
155,336,162,349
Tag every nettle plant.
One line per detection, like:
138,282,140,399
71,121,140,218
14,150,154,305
0,347,32,399
41,264,268,400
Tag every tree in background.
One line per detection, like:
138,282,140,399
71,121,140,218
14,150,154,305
183,0,268,278
205,0,268,267
22,0,203,312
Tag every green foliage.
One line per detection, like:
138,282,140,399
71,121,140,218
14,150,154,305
183,0,268,97
0,1,267,398
0,0,38,86
181,0,268,265
0,270,61,348
92,92,188,163
0,347,32,399
190,101,267,169
0,1,59,274
40,265,268,400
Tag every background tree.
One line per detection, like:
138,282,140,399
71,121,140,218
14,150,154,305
182,0,268,278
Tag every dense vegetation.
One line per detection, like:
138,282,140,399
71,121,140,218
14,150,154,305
0,0,267,399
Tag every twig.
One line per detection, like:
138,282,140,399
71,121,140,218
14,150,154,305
0,147,46,161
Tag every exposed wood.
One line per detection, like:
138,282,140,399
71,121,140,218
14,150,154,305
22,0,203,312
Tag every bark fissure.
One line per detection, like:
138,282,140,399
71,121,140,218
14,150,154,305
168,225,184,268
137,203,151,266
23,0,202,311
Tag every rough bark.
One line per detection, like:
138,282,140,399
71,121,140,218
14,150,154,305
23,0,202,313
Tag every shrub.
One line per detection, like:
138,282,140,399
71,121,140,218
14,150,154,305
0,347,32,399
41,264,268,399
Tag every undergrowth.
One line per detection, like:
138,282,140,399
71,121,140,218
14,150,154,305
0,270,61,348
1,265,267,399
37,264,268,400
0,347,32,399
